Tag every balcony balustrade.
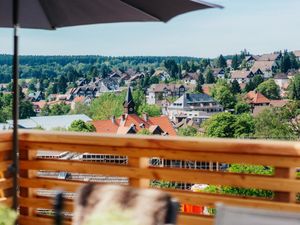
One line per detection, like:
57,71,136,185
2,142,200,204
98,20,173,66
0,130,300,225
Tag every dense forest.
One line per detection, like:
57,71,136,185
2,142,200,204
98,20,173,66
0,54,201,83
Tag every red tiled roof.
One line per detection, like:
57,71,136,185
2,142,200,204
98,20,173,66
92,114,176,136
239,83,246,90
32,101,47,109
92,119,120,134
73,96,85,103
270,100,289,107
202,84,215,95
231,70,253,79
148,116,176,136
251,61,275,73
246,91,270,104
294,50,300,57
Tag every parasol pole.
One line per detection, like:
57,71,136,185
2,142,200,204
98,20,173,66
11,0,19,211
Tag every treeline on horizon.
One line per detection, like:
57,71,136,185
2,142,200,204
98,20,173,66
0,54,201,66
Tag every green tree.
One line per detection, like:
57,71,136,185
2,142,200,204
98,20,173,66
164,60,179,79
252,75,264,87
137,129,152,135
211,80,236,109
256,79,280,100
216,54,227,68
254,107,296,140
90,92,126,120
19,100,36,119
0,93,12,122
280,50,291,73
137,104,161,117
68,120,96,132
99,63,111,78
204,68,215,84
288,74,300,100
235,102,251,114
231,79,241,94
290,52,299,70
198,73,205,85
195,76,204,94
58,75,67,94
40,104,51,116
149,76,159,85
178,126,198,137
182,61,190,71
71,102,91,116
233,113,255,138
202,112,236,138
231,54,239,70
203,112,255,138
28,79,37,92
48,103,71,116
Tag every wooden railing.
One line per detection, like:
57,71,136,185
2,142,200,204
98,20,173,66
0,132,13,207
1,130,300,225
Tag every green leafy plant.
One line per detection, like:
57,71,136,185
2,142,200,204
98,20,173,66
84,206,137,225
0,204,17,225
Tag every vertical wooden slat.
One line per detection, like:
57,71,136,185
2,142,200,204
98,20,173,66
274,167,297,203
19,148,37,216
128,157,150,188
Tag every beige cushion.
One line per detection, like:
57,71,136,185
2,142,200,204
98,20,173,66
73,184,172,225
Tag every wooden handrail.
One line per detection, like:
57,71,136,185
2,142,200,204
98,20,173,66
1,131,300,225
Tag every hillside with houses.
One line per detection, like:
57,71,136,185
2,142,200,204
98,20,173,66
1,50,300,139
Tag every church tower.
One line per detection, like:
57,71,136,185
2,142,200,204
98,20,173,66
123,87,135,114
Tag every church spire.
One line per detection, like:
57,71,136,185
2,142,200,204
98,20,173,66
123,87,135,114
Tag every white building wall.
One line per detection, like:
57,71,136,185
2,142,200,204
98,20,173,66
146,92,156,105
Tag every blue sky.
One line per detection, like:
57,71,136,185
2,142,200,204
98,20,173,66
0,0,300,57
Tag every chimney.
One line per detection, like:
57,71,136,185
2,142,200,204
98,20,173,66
143,113,149,122
111,115,116,124
121,114,126,122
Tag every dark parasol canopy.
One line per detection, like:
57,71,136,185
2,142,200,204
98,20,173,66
0,0,222,210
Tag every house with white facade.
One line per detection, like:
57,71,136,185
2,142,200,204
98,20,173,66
146,83,190,106
182,72,199,85
167,93,223,125
294,50,300,61
230,70,254,84
274,73,290,97
251,60,278,78
212,68,226,79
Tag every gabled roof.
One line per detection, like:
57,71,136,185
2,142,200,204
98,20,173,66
270,100,289,107
251,61,276,73
246,91,270,104
294,50,300,57
212,68,225,76
10,114,93,130
185,93,215,103
148,83,187,93
202,84,215,95
182,72,199,80
32,101,47,109
92,114,176,136
274,73,288,79
258,53,281,61
7,119,38,129
231,70,253,79
245,55,256,62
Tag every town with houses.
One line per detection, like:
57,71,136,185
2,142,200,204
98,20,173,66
1,50,300,190
1,50,300,137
